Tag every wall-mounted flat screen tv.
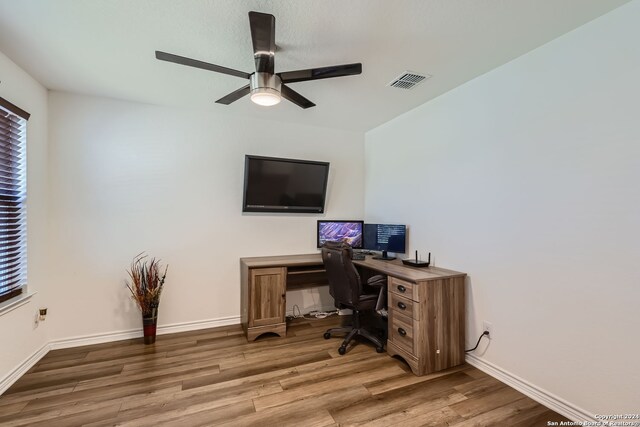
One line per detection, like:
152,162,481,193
242,155,330,213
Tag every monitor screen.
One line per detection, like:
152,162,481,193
243,155,330,213
364,224,407,253
317,220,364,249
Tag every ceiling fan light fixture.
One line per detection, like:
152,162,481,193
250,88,281,106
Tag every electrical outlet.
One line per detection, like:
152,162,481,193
482,321,493,339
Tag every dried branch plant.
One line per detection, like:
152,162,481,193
126,253,168,316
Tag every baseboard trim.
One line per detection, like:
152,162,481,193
49,315,241,350
0,343,50,395
465,353,593,423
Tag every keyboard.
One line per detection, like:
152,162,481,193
352,253,366,261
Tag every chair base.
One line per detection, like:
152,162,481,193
323,311,385,354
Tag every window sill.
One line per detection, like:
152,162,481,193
0,291,37,317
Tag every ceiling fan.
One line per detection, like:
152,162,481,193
155,11,362,109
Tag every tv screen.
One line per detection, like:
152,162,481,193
242,155,330,213
317,220,364,249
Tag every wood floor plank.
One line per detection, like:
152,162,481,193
0,317,568,426
4,364,124,395
170,365,299,398
164,335,250,358
26,403,122,427
449,382,525,418
244,385,372,426
72,358,220,392
83,339,197,361
117,381,281,419
359,404,464,427
32,351,89,368
0,399,123,427
365,363,472,395
105,399,255,427
253,364,405,411
215,406,336,427
123,352,244,373
451,396,545,426
0,400,28,416
0,384,77,407
21,379,184,412
182,351,332,390
31,350,169,373
292,346,386,374
330,371,475,425
241,337,347,362
279,355,398,390
152,400,255,427
453,373,505,397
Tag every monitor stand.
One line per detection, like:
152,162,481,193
373,250,396,261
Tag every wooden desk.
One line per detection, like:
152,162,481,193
240,253,467,376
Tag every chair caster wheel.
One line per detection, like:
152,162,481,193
338,346,347,355
376,346,384,353
323,332,331,339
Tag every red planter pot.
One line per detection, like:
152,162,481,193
142,308,158,344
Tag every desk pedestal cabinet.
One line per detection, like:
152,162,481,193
386,275,466,376
240,254,466,376
240,255,328,341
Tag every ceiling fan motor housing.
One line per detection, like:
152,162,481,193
250,72,282,96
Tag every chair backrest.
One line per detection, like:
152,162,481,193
321,241,361,307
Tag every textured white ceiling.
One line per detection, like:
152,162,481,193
0,0,630,131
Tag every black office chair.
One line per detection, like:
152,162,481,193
321,241,387,355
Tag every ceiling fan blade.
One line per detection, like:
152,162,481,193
281,85,316,109
215,84,251,105
155,51,250,79
278,63,362,84
248,11,275,74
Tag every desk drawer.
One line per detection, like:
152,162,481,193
389,292,419,320
390,311,416,355
389,277,418,301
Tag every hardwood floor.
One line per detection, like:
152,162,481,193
0,316,568,426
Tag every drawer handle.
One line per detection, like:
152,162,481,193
397,302,407,310
397,285,406,293
398,327,407,337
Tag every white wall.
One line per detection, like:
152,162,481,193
0,51,49,385
47,92,364,341
365,0,639,416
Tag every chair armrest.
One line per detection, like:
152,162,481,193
367,275,387,287
366,275,387,312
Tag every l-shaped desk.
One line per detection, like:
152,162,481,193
240,253,467,376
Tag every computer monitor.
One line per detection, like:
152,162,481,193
317,220,364,249
364,224,407,260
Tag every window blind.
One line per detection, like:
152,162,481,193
0,97,29,304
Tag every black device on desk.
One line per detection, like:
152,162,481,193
364,224,406,260
351,252,366,260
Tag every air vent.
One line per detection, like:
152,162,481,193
388,71,430,89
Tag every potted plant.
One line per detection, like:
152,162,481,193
126,253,168,344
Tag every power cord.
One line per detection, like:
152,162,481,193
465,331,490,352
308,310,338,319
286,304,338,320
292,305,302,319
